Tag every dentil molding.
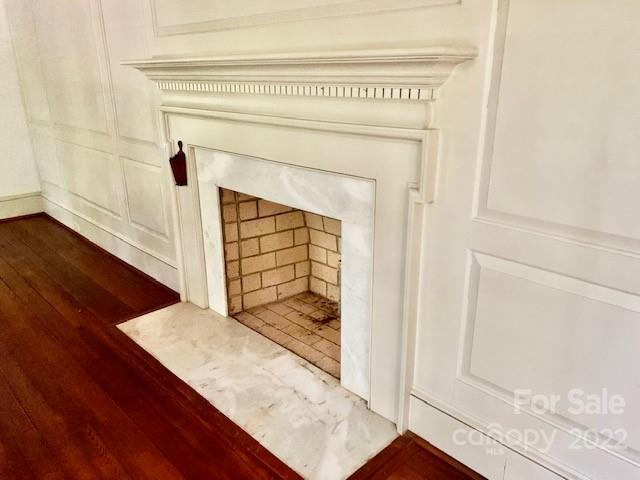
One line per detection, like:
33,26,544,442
125,46,476,103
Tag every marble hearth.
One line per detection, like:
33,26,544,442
119,303,397,479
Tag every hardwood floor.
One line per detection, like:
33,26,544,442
0,215,482,479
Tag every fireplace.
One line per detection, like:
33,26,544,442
127,46,475,424
219,188,342,377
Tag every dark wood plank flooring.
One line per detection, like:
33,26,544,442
0,214,482,479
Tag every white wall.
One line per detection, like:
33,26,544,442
0,0,40,200
6,1,639,478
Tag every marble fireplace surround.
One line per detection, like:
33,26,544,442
197,149,374,398
127,46,475,424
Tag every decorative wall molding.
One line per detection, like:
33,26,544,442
125,46,476,105
157,81,433,102
151,0,461,37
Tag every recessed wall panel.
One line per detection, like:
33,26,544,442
152,0,458,34
31,0,108,133
101,0,158,144
467,254,640,451
122,158,168,237
485,1,640,241
57,141,120,217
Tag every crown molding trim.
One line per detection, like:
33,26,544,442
125,46,476,103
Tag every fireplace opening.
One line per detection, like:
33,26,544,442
219,188,341,378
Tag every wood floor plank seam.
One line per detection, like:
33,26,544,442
0,253,280,479
0,233,294,479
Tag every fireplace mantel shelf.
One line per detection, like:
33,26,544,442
125,46,476,102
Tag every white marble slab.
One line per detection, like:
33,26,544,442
118,303,397,480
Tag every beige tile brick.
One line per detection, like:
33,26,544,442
328,318,340,330
240,238,259,257
283,323,322,346
314,325,340,344
277,277,308,300
224,223,238,242
234,311,264,330
310,296,340,316
285,297,317,315
224,242,239,261
243,286,277,309
257,309,291,329
222,203,237,223
309,244,326,263
258,199,291,217
228,279,241,296
246,305,266,315
304,212,324,230
296,292,319,303
314,338,340,361
294,227,309,245
285,338,324,363
237,192,255,201
241,252,276,274
327,251,340,268
228,295,242,314
322,217,341,236
226,260,239,279
310,276,327,296
240,217,275,238
266,302,293,316
221,188,235,204
285,311,317,330
262,265,295,287
312,262,338,284
327,283,340,302
315,356,340,378
295,261,309,278
308,309,334,322
309,229,337,251
337,237,341,253
259,230,293,253
257,323,291,346
276,245,307,266
275,211,304,231
238,200,258,220
242,273,261,292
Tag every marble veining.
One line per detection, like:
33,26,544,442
118,302,397,480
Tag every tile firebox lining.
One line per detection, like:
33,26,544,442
219,188,342,377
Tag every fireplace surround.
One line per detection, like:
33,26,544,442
127,46,475,424
197,148,374,397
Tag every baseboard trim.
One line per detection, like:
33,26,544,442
409,394,507,479
409,393,571,480
408,390,591,480
42,197,179,291
0,192,43,220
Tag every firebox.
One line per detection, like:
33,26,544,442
219,187,342,377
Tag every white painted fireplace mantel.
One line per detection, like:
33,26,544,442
127,46,475,425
